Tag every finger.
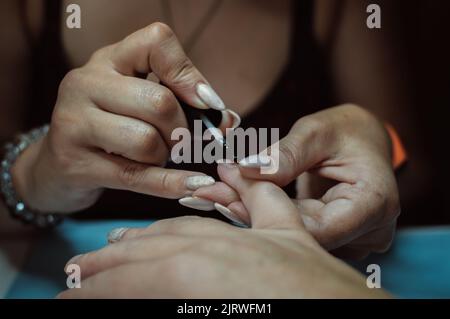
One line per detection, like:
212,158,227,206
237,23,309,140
59,260,174,298
109,216,239,243
88,151,215,199
217,163,304,230
227,201,251,225
66,234,196,281
237,117,334,186
192,182,240,205
97,23,225,110
191,183,251,225
90,75,187,147
295,182,385,250
85,107,168,165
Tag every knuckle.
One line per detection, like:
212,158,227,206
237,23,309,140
89,45,113,63
167,57,196,84
136,125,160,153
297,116,326,140
146,22,174,43
118,162,147,188
59,68,86,94
151,87,178,118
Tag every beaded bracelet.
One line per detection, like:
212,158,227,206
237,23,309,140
0,125,62,228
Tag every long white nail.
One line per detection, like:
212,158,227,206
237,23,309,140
179,197,216,211
214,203,248,227
238,155,272,168
196,83,226,111
107,227,129,244
185,175,215,191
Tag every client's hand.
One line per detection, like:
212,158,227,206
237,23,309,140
58,164,390,298
194,104,400,259
12,23,223,213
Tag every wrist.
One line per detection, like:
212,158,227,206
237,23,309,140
1,125,62,227
11,136,44,212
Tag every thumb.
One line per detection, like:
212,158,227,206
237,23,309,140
237,118,332,186
217,163,305,231
101,23,225,111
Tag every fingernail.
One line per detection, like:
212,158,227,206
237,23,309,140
196,83,226,111
221,109,241,129
238,155,272,168
214,203,248,227
185,175,215,191
179,197,215,211
192,96,209,110
107,227,129,244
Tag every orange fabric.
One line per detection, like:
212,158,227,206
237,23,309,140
385,124,407,170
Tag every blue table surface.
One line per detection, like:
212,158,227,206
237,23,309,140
5,220,450,299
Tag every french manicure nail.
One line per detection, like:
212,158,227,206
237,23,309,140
107,227,129,244
238,155,272,168
179,197,216,211
185,175,215,191
214,203,248,227
192,96,209,109
196,83,226,111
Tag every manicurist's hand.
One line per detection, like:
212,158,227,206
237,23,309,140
12,23,225,213
58,164,390,298
194,104,401,259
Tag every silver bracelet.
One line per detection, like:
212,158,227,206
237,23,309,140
0,125,62,228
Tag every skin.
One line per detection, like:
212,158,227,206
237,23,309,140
12,22,232,214
58,164,390,298
1,1,407,216
0,0,408,295
194,104,400,259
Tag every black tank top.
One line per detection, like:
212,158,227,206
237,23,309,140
25,0,335,220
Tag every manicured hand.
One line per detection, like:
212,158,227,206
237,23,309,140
193,104,400,259
59,164,389,298
13,23,227,213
